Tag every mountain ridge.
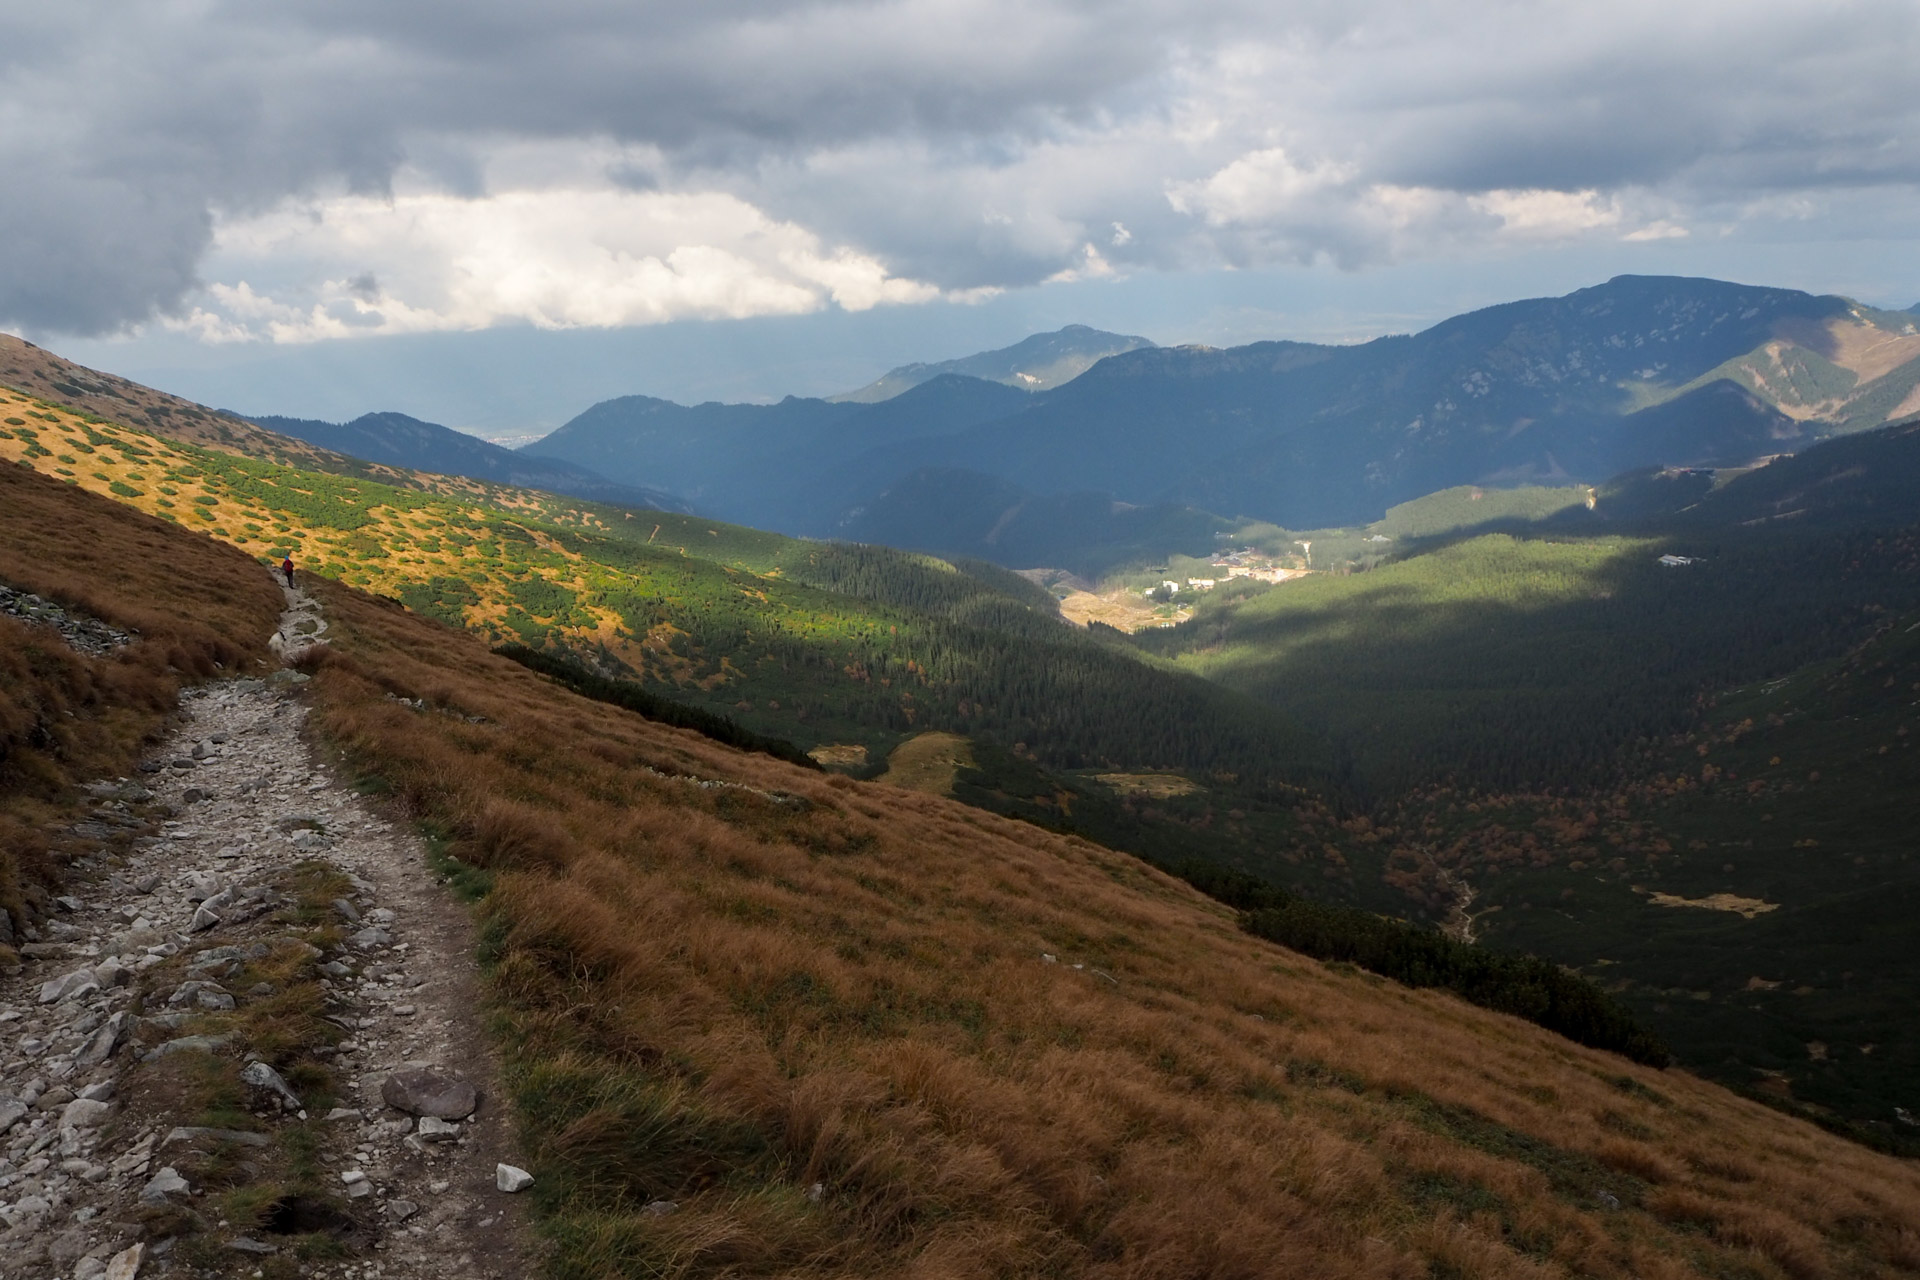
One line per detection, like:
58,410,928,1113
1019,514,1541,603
251,409,692,512
527,275,1920,557
828,322,1154,402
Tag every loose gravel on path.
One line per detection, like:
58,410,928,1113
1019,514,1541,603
0,576,537,1279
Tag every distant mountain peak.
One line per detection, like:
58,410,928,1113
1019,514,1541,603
830,324,1155,403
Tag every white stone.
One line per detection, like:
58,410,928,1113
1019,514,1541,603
37,969,100,1004
103,1243,146,1280
496,1163,534,1193
416,1116,459,1142
140,1167,190,1203
61,1098,110,1129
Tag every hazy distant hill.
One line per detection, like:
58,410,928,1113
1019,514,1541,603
829,323,1154,402
869,276,1917,530
252,410,691,512
530,277,1920,558
524,374,1030,530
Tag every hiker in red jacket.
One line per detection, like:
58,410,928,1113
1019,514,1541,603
282,556,295,589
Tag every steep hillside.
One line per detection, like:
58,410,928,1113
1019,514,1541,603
830,323,1155,402
1387,600,1920,1153
20,451,1920,1277
266,560,1920,1280
1128,417,1920,1138
1668,304,1920,432
0,387,1336,794
252,410,691,511
0,333,690,519
0,332,394,475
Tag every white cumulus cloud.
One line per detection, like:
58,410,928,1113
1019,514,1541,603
169,184,943,343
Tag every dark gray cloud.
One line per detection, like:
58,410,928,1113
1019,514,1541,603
1,0,1916,336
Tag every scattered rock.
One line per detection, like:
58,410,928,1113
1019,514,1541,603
103,1243,145,1280
0,594,524,1275
416,1115,460,1142
62,1097,112,1129
240,1060,303,1109
142,1032,234,1062
140,1166,191,1203
496,1164,534,1193
643,1199,679,1216
38,967,101,1004
382,1067,478,1119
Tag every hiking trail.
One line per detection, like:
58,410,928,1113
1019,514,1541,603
0,572,537,1279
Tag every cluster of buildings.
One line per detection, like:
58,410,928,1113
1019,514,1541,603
1206,547,1305,583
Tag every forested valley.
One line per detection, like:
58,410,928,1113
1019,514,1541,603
10,383,1920,1154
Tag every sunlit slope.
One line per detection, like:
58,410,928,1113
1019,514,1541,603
289,568,1920,1280
0,332,678,514
0,389,1331,786
1647,304,1920,432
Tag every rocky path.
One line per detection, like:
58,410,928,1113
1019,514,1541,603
0,576,537,1279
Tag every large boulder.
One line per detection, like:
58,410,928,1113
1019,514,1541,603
380,1068,477,1120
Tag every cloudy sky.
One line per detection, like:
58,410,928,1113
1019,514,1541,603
5,0,1919,435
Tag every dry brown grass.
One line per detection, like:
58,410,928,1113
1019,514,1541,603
0,462,282,943
290,575,1920,1280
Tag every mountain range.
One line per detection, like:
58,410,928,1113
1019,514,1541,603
522,276,1920,562
100,276,1918,574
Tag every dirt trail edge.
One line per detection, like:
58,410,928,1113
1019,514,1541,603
0,573,538,1280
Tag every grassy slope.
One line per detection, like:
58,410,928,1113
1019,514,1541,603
0,388,1333,789
0,459,283,952
11,378,1920,1277
302,572,1920,1280
1129,458,1920,1138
